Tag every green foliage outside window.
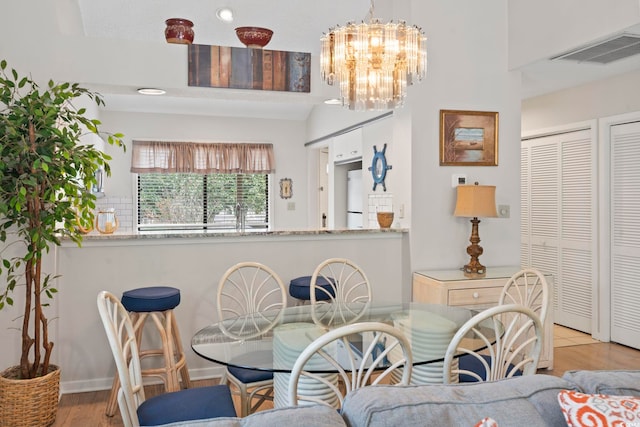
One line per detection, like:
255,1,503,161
138,173,268,229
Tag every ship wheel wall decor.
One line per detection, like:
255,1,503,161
368,144,392,191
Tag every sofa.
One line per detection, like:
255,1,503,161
157,370,640,427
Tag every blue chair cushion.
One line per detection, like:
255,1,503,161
457,354,523,382
289,276,336,301
137,384,236,425
121,286,181,312
227,366,273,383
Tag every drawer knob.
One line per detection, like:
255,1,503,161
473,292,479,299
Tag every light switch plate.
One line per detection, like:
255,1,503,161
498,204,510,218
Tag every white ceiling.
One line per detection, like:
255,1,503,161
78,0,373,56
76,0,377,119
74,0,640,119
518,23,640,99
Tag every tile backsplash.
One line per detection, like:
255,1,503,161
368,194,394,228
93,196,133,233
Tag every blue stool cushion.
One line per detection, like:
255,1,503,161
457,354,523,382
289,276,336,301
137,384,236,425
121,286,181,312
228,366,273,383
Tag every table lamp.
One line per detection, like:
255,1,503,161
454,182,498,276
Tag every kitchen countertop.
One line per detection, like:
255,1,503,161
73,227,408,242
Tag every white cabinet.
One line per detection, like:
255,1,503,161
412,266,554,369
332,128,362,164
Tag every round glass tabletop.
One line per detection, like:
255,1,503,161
191,302,498,374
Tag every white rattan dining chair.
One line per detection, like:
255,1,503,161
310,258,372,327
499,268,550,325
310,258,372,305
97,291,235,427
288,321,412,409
216,262,288,417
443,304,543,384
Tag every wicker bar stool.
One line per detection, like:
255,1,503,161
105,286,191,417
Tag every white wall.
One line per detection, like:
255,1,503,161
522,69,640,132
408,0,521,271
305,105,381,142
361,114,412,229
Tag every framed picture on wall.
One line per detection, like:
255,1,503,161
439,110,499,166
279,178,293,199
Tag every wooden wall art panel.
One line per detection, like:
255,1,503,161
188,44,311,93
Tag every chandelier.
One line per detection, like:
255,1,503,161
320,1,427,111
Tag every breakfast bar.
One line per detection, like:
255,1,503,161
52,228,409,393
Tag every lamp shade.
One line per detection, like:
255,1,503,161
454,184,498,218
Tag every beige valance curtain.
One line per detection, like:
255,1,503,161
130,141,276,174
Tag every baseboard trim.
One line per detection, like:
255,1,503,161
59,366,225,395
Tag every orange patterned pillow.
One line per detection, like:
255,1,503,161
474,417,499,427
558,389,640,426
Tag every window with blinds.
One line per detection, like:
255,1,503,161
131,140,274,233
137,173,269,231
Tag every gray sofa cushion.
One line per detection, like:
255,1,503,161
562,369,640,395
341,375,577,427
154,405,346,427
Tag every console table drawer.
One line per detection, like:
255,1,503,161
448,287,503,306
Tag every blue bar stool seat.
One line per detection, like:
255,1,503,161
289,276,336,305
105,286,191,417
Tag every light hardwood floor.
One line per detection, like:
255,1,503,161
53,328,640,427
553,324,600,347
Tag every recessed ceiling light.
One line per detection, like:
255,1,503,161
216,8,234,23
324,98,342,105
137,88,166,95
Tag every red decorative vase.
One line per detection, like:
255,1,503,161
235,27,273,48
165,18,194,44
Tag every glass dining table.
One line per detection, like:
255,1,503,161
191,301,496,408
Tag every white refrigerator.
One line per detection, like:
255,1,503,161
347,170,363,229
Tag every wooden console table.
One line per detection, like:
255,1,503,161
412,266,553,369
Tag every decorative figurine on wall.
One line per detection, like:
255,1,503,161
280,178,293,199
368,144,392,191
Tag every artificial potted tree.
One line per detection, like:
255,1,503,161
0,60,124,426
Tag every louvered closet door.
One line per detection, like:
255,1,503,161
610,121,640,348
521,129,595,332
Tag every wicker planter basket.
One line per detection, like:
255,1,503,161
0,365,60,427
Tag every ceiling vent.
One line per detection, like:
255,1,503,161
551,33,640,64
